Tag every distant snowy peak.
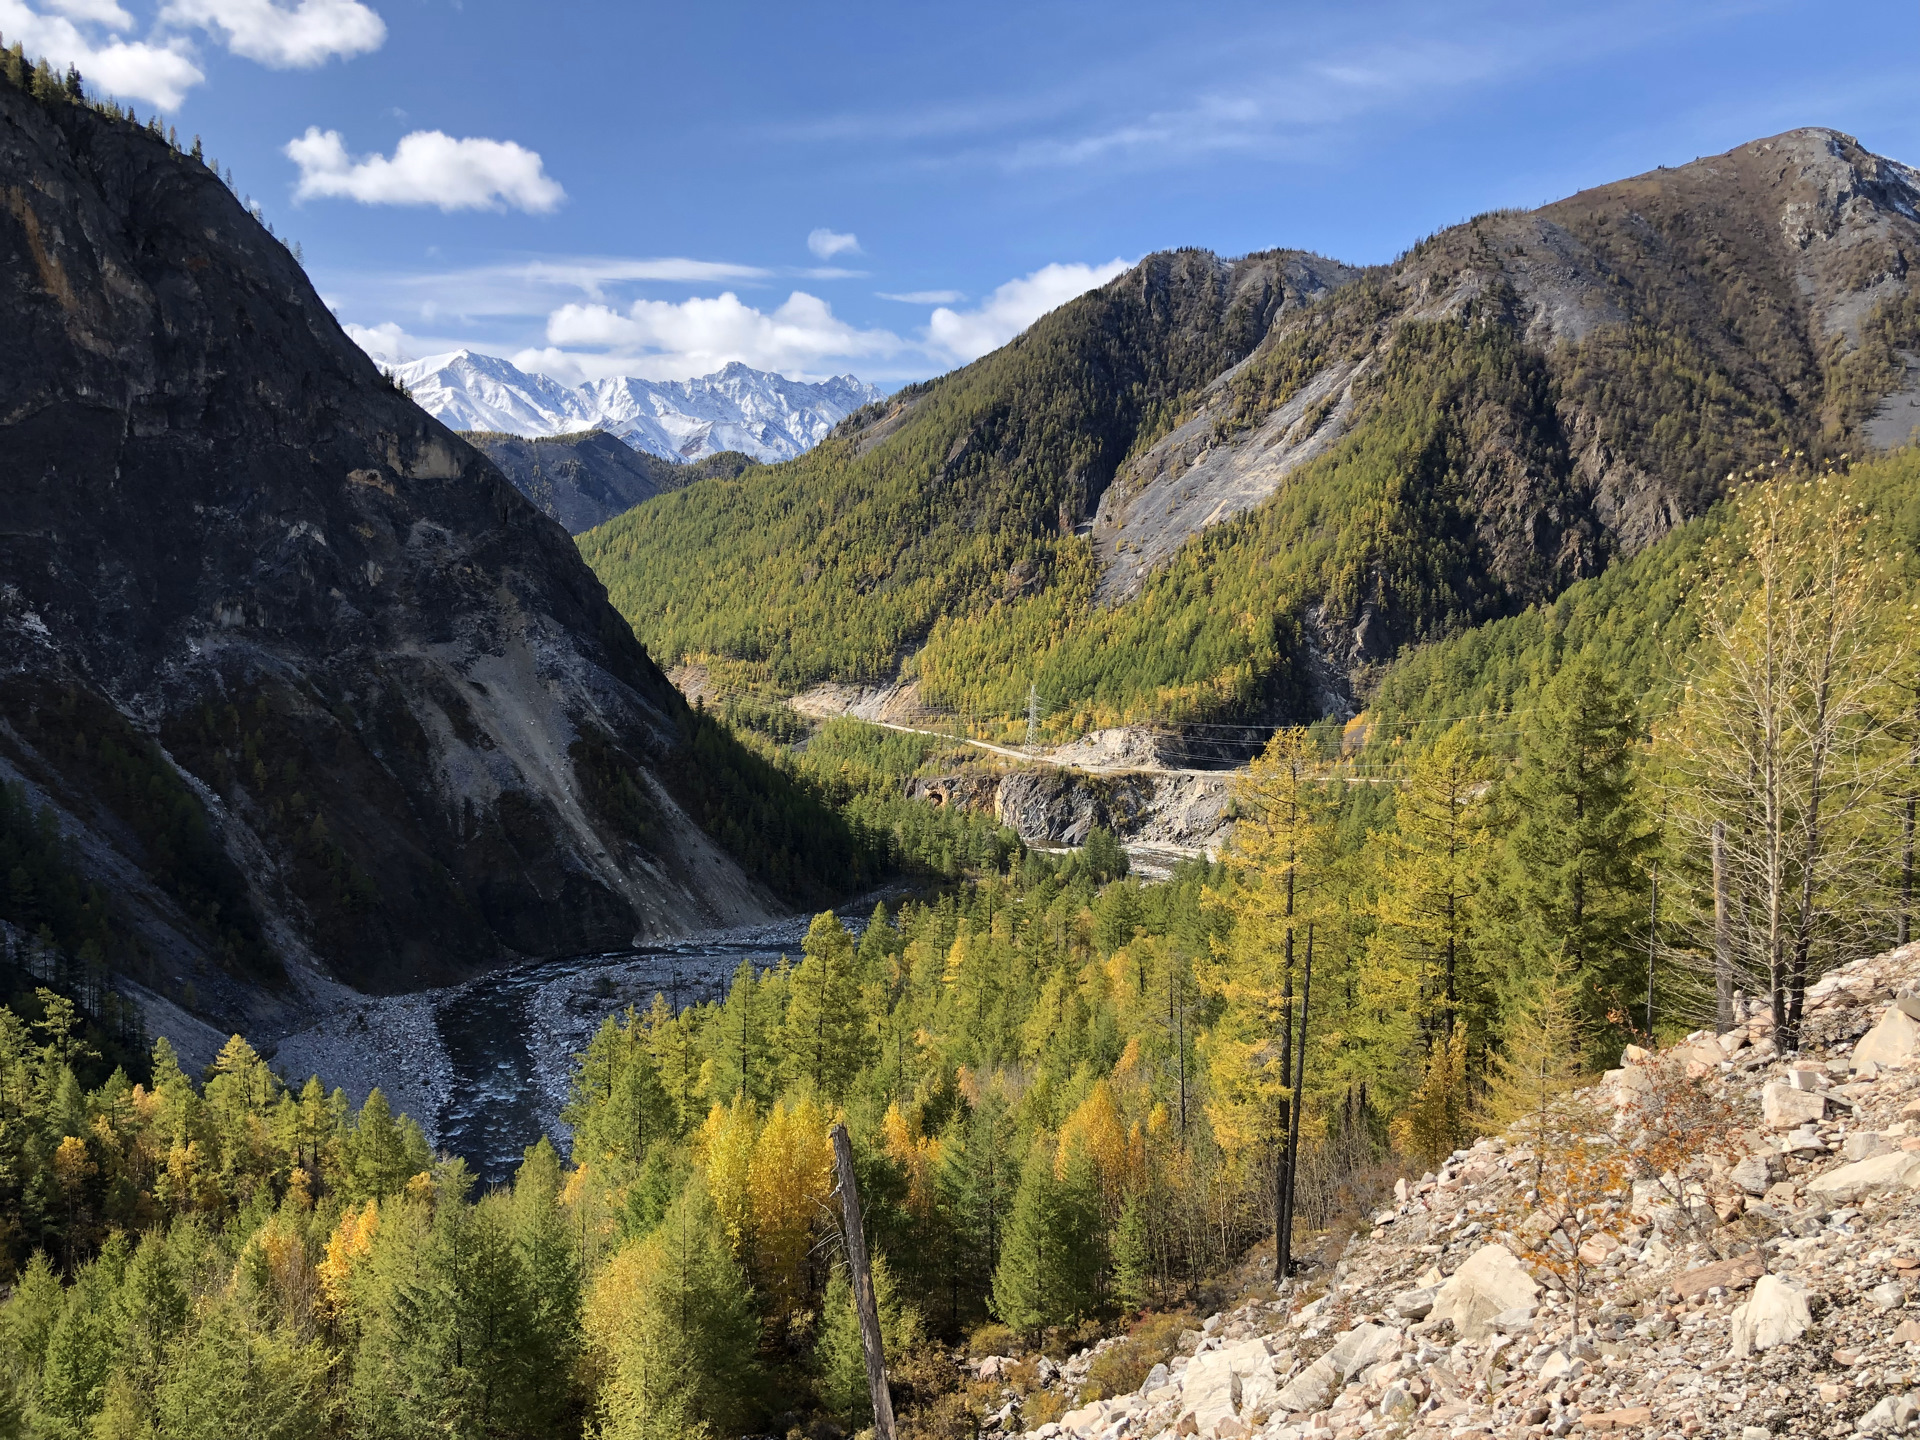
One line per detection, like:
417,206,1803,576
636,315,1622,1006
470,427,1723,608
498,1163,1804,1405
392,350,882,464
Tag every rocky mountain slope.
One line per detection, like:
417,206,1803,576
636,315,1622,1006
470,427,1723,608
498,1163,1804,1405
1093,128,1920,633
994,938,1920,1440
0,80,789,1033
585,128,1920,725
393,349,882,464
463,429,754,534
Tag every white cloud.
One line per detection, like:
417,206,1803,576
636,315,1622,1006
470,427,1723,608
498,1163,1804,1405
926,259,1131,362
161,0,384,67
286,127,565,213
0,0,204,107
43,0,132,25
537,289,906,382
879,289,965,304
807,227,860,259
344,320,413,363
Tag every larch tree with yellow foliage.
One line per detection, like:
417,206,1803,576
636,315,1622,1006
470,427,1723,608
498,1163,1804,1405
1205,726,1333,1278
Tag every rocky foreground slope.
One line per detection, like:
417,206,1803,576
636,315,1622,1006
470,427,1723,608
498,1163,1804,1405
996,939,1920,1440
0,81,779,1030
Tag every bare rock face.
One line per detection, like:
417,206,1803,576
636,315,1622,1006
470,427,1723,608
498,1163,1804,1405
0,86,777,1013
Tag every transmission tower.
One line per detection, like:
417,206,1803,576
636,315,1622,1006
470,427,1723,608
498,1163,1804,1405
1026,683,1040,750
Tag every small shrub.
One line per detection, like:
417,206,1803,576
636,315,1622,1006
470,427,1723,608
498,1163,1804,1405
1080,1310,1192,1402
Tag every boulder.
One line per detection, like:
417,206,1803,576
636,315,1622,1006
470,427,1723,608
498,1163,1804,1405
1731,1154,1774,1195
1058,1401,1107,1437
1870,1281,1907,1310
1178,1352,1240,1435
1761,1081,1827,1129
1805,1150,1920,1204
1673,1252,1765,1301
1537,1351,1582,1384
1390,1285,1437,1320
1856,1005,1920,1068
1270,1355,1338,1415
1180,1338,1274,1433
1325,1322,1400,1381
1731,1273,1811,1357
1585,1408,1654,1431
1844,1131,1899,1162
1860,1393,1920,1433
1429,1244,1540,1341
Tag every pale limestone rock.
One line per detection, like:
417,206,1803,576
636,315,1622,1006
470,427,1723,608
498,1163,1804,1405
1178,1352,1240,1435
1270,1355,1339,1415
1324,1322,1399,1381
1805,1149,1920,1204
1730,1273,1811,1357
1429,1243,1540,1341
1389,1285,1436,1319
1537,1351,1583,1384
1856,1004,1920,1068
1843,1131,1898,1162
1761,1081,1827,1129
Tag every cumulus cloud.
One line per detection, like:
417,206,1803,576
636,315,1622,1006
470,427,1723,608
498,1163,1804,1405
0,0,204,107
286,127,565,212
806,227,860,260
161,0,384,67
926,259,1131,362
535,290,906,382
343,320,413,363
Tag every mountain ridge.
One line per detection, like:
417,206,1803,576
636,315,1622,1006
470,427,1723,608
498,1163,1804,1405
582,127,1920,730
461,429,756,534
394,348,882,465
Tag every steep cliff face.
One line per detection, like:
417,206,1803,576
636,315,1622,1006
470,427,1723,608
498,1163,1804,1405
0,84,779,1015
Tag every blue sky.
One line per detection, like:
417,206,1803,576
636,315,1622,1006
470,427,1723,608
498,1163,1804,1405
14,0,1917,387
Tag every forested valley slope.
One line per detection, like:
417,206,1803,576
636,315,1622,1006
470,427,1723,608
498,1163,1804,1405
582,127,1920,736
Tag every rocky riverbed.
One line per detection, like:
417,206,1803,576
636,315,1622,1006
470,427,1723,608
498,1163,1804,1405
263,913,835,1181
989,939,1920,1440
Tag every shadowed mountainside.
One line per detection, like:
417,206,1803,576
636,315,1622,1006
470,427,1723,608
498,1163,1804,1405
0,80,816,1029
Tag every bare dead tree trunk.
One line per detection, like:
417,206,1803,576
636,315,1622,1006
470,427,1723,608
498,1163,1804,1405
830,1123,897,1440
1713,822,1734,1032
1279,924,1313,1278
1902,793,1915,948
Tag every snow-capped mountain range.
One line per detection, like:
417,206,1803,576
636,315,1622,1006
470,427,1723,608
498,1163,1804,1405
391,350,882,465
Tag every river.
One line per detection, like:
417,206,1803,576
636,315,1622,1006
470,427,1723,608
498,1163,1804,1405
433,915,840,1186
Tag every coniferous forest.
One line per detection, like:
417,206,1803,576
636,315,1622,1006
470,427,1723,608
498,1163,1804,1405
4,452,1919,1438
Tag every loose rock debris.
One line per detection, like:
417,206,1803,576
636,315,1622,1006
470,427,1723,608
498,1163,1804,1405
982,942,1920,1440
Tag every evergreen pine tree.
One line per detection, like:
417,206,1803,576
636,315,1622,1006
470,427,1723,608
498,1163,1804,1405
991,1140,1100,1336
1109,1191,1152,1313
780,912,874,1100
814,1253,921,1430
1499,653,1654,1031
